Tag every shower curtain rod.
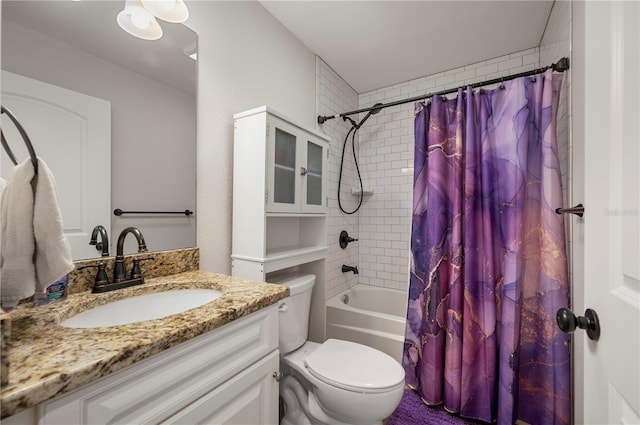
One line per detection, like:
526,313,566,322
317,57,570,124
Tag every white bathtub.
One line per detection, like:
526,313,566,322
326,285,407,362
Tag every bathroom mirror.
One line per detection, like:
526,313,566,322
1,0,197,260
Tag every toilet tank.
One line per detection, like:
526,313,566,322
271,273,315,355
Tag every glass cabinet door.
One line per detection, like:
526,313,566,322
305,140,323,207
273,128,296,205
266,114,327,214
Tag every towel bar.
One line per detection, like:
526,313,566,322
114,209,193,216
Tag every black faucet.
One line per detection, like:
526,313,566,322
342,265,359,274
113,227,148,283
89,225,110,257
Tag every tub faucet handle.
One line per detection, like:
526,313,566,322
339,230,358,249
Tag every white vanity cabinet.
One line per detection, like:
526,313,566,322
21,306,279,425
232,106,329,281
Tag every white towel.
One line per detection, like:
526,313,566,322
1,158,74,308
32,158,74,291
1,159,36,307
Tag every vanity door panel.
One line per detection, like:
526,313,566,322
161,350,279,425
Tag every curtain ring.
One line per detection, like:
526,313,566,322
499,77,505,90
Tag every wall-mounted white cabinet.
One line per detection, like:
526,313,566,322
232,106,329,281
232,107,328,342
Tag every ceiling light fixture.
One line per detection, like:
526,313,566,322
141,0,189,24
117,0,163,40
117,0,189,40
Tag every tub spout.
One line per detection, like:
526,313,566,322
342,265,359,274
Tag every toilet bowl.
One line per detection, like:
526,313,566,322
273,273,405,425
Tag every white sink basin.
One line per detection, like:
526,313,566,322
61,289,223,328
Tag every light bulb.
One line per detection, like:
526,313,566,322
141,0,189,23
117,0,162,40
157,0,177,11
130,9,151,29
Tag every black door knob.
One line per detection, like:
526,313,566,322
556,308,600,341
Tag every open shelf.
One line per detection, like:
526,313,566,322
266,215,326,251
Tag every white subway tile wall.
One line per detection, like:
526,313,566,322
316,57,361,299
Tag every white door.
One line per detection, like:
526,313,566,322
575,1,640,423
1,71,111,260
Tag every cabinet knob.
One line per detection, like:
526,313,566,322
273,371,282,382
300,167,308,176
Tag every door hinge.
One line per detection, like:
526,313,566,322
265,190,268,203
266,124,270,138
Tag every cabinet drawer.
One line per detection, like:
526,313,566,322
39,306,278,425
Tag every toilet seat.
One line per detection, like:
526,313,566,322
304,339,404,394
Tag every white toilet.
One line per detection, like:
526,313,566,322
274,273,405,425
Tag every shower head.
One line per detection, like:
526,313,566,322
355,102,384,129
370,102,384,115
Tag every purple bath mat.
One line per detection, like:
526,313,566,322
386,389,487,425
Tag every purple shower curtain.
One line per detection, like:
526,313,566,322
403,69,570,425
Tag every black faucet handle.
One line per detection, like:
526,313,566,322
339,230,359,249
130,257,155,279
78,263,110,288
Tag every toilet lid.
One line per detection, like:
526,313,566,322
304,339,404,393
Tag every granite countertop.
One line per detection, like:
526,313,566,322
0,271,289,419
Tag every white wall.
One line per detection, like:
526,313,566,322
355,48,541,291
185,1,316,273
1,20,196,256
